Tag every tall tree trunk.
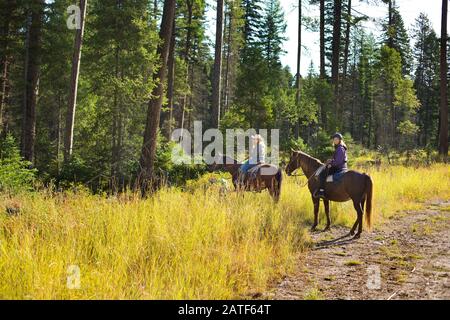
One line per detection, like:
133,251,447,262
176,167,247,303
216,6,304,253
111,44,120,181
56,94,62,173
0,0,15,134
439,0,448,158
331,0,342,122
163,18,175,139
21,0,44,163
319,0,325,79
139,0,176,189
211,0,224,128
221,4,228,111
295,0,302,139
64,0,87,163
342,0,351,79
223,8,232,112
180,0,193,130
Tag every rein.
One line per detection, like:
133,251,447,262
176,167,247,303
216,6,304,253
290,166,324,188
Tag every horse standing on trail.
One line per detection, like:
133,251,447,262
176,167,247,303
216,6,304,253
210,155,283,202
285,150,373,238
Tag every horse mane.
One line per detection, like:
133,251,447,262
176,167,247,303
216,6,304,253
295,150,323,172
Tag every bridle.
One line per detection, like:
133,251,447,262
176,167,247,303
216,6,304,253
287,154,322,188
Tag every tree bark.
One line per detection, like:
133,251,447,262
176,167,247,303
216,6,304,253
223,1,235,113
164,18,176,139
180,0,193,130
319,0,325,79
0,0,15,134
295,0,302,139
331,0,342,117
21,0,44,163
139,0,176,189
64,0,87,163
342,0,351,79
439,0,448,158
211,0,224,128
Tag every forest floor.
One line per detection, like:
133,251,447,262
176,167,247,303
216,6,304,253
264,200,450,300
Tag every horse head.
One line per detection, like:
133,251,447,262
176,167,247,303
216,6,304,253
286,149,322,176
285,149,301,176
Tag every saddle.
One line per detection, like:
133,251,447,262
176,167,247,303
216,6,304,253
314,165,348,183
247,165,260,175
240,164,278,189
326,169,348,183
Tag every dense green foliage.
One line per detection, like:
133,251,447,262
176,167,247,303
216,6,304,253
0,134,36,192
0,0,447,190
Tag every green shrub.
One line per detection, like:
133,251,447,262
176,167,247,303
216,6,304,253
308,131,334,160
0,134,36,192
185,172,231,193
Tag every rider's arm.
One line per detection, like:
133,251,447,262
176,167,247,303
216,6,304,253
330,146,345,168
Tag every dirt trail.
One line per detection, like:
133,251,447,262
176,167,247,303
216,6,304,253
267,200,450,300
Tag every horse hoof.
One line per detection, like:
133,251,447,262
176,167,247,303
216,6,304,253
322,226,331,232
310,226,318,232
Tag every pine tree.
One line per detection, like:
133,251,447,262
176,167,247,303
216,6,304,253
222,0,244,112
140,0,176,191
258,0,287,69
412,13,440,147
64,0,87,163
21,0,45,163
241,0,263,45
81,0,159,185
438,0,448,157
36,0,75,173
382,2,412,75
211,0,224,128
358,31,376,148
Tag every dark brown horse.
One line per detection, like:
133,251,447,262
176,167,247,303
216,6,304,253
286,150,373,238
210,155,283,202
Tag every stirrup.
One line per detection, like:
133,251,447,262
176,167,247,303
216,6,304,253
314,189,326,199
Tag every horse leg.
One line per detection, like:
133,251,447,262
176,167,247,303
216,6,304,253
323,199,331,231
311,197,320,231
352,200,364,239
349,218,358,236
269,183,279,203
268,185,274,199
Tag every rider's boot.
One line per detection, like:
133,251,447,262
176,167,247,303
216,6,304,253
314,167,328,199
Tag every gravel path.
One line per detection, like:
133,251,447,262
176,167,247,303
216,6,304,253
266,200,450,300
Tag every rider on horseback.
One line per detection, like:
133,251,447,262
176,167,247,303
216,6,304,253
316,133,348,199
239,134,266,184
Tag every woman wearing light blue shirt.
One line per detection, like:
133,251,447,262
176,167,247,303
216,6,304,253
240,134,266,175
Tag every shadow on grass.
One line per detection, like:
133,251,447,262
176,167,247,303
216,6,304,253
313,232,357,250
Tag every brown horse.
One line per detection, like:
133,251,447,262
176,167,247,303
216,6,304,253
210,155,283,202
285,150,373,238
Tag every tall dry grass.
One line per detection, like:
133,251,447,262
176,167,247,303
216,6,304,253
0,164,448,299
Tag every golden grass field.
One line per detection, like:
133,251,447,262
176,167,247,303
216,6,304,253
0,164,449,299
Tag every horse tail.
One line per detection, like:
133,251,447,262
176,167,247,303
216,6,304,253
364,174,373,229
274,168,283,202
